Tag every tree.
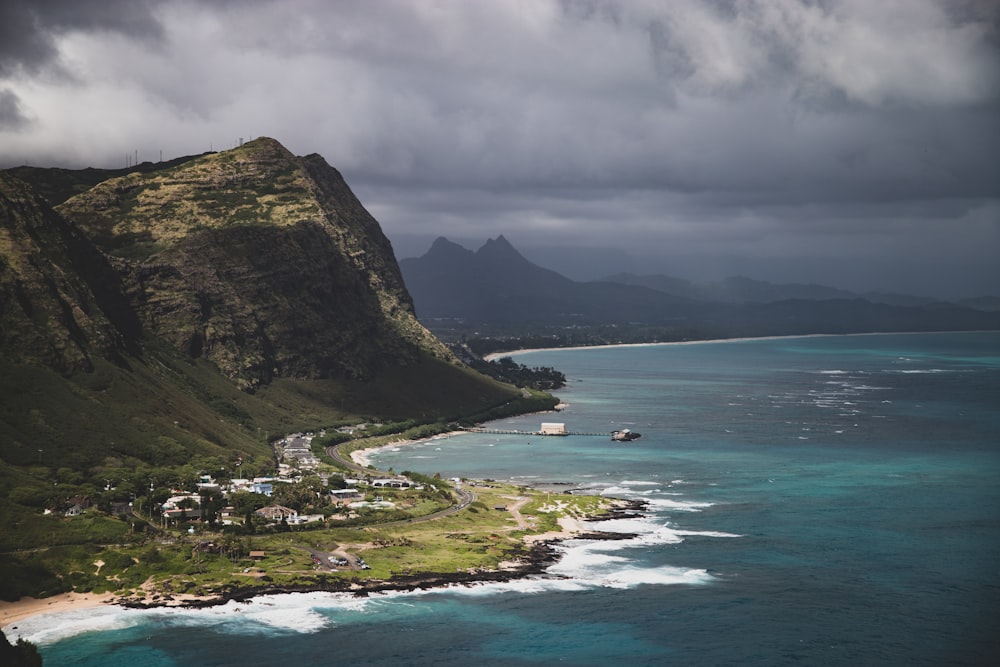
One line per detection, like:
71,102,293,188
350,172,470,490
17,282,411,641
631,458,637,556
0,632,42,667
243,509,256,534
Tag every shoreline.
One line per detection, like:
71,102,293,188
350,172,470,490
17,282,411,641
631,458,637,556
349,431,467,468
482,329,993,361
484,333,826,360
0,592,118,628
0,499,645,631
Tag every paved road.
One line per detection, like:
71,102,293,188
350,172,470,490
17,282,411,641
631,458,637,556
326,441,374,475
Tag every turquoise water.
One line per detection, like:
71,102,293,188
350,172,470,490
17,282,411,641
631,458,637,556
9,332,1000,665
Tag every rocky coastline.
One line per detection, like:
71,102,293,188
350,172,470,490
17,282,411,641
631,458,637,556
115,498,647,612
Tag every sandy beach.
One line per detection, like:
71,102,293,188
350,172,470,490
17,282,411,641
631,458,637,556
482,330,972,361
349,431,468,468
0,592,118,629
482,333,832,361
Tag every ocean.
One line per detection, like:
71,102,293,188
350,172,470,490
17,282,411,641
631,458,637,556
9,332,1000,666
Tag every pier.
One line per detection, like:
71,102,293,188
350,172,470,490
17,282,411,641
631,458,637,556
461,427,609,437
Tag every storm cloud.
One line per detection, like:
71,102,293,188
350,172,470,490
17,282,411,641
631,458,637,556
1,0,997,297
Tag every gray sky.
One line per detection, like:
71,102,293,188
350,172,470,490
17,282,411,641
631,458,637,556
1,0,998,298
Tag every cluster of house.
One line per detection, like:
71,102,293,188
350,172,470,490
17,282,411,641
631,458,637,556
274,432,321,471
272,427,370,474
158,473,420,527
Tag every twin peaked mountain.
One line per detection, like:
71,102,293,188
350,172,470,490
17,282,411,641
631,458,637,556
2,137,451,391
400,236,1000,335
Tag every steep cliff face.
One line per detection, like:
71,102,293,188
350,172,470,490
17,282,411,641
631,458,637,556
53,138,451,390
0,173,137,372
0,140,524,501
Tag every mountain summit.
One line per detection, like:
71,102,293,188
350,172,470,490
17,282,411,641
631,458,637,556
46,137,449,390
399,236,1000,337
1,139,525,474
399,235,690,322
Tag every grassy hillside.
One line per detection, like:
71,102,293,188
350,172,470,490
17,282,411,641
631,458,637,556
1,140,534,576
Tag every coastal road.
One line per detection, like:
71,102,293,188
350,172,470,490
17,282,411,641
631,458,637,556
327,441,375,475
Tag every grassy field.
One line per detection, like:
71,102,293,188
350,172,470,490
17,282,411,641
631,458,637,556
0,480,618,603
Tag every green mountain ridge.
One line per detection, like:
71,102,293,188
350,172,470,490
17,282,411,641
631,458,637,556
0,140,528,550
52,137,451,390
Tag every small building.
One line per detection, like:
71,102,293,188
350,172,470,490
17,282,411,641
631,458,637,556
540,422,567,436
163,507,202,521
255,505,297,521
329,489,363,504
161,494,201,512
371,477,412,488
228,478,252,491
249,550,266,561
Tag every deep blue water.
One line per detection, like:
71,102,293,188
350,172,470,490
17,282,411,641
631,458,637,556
8,332,1000,666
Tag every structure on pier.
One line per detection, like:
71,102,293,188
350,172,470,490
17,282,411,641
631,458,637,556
462,423,610,437
539,422,567,436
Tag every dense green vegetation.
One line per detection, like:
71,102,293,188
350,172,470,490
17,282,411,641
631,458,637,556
435,322,712,356
463,355,567,390
0,469,614,606
0,139,573,609
0,343,557,602
0,631,42,667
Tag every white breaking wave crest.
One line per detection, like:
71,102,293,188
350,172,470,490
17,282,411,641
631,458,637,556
8,605,143,646
640,496,715,511
11,593,375,645
12,549,720,647
546,530,720,589
13,482,733,646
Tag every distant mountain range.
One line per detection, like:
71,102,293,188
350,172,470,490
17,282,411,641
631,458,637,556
400,236,1000,337
399,235,693,322
601,273,998,310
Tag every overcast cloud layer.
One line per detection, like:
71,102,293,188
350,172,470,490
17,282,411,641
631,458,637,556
1,0,998,297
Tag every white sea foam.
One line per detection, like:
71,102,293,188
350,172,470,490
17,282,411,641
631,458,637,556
642,496,715,511
12,485,728,646
8,605,143,646
436,577,592,597
10,592,391,645
547,539,716,589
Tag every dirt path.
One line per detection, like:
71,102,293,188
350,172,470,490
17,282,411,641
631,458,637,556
503,496,531,529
